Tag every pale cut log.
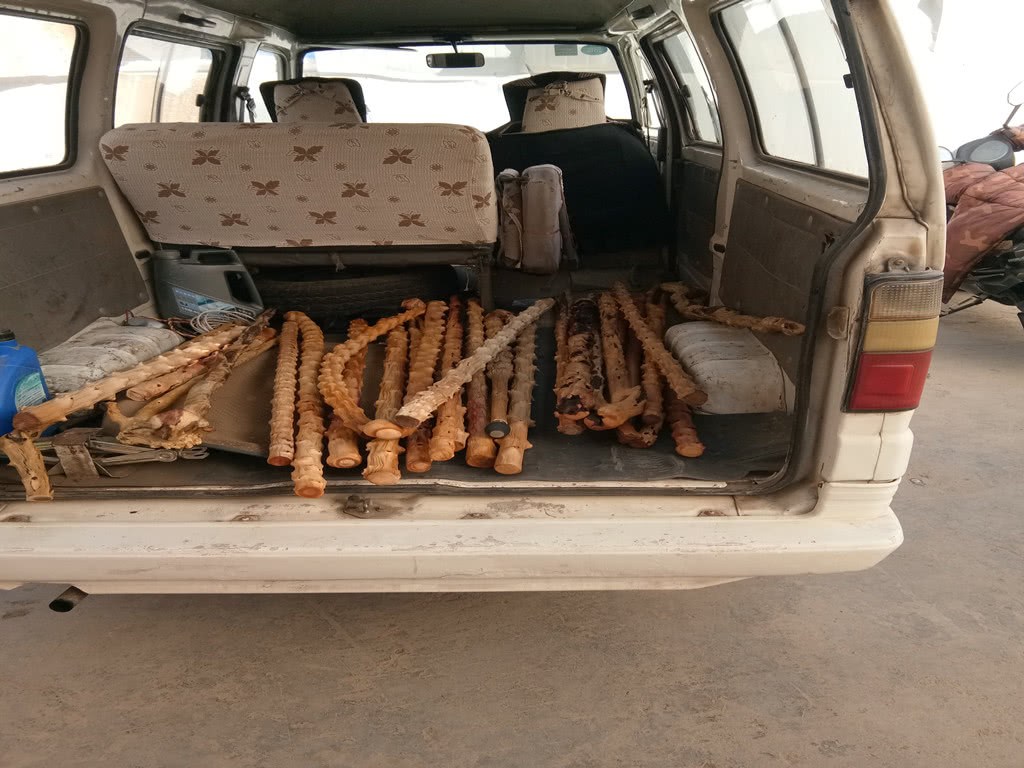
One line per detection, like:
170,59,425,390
463,299,498,468
288,312,328,498
553,300,585,436
370,298,556,439
13,323,244,434
666,388,705,458
0,434,53,502
484,310,514,438
267,319,300,466
429,296,469,461
363,326,409,486
661,282,805,336
321,299,427,435
326,319,369,469
494,321,538,475
612,282,707,406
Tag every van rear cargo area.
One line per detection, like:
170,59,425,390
0,322,793,500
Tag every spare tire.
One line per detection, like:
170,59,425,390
253,266,460,328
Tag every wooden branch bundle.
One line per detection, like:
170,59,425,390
13,323,244,434
494,321,538,475
552,301,584,436
369,298,555,438
362,326,409,485
320,299,426,434
429,296,469,462
403,301,447,473
591,292,644,431
612,282,707,406
484,310,514,438
326,319,368,469
464,299,498,468
111,312,274,449
554,298,604,423
661,282,805,336
267,318,300,466
288,312,328,498
0,434,52,502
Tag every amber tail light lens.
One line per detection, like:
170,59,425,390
846,272,944,412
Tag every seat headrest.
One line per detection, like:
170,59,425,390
520,77,606,133
259,77,368,123
501,72,607,126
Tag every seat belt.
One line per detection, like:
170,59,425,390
236,86,258,123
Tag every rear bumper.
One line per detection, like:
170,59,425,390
0,482,903,593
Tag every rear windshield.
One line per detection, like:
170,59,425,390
302,43,630,129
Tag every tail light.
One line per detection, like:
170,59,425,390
846,272,943,412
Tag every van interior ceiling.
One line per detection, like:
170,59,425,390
0,0,872,504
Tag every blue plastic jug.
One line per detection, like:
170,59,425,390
0,329,51,435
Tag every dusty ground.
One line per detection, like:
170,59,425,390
0,302,1022,767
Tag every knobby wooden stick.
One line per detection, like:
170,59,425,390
484,310,514,439
553,300,584,436
661,282,805,336
666,388,705,458
494,321,538,475
464,299,498,468
429,296,469,462
636,300,667,448
326,319,368,469
404,301,447,473
590,292,644,432
288,312,328,498
267,319,300,466
372,298,555,439
321,299,427,434
0,434,53,502
13,323,244,434
363,326,409,485
555,298,604,422
612,282,707,406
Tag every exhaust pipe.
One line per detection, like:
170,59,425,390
49,586,88,612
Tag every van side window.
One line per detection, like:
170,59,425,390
246,48,285,122
115,34,215,126
0,13,80,176
661,32,722,145
720,0,868,177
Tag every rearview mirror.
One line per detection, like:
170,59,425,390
426,52,485,69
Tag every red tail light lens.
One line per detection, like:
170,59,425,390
846,272,943,413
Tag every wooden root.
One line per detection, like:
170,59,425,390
612,282,707,406
371,298,555,438
494,321,537,475
401,301,446,474
661,282,805,336
429,296,469,462
13,323,244,434
362,325,410,486
463,299,497,468
588,292,644,432
666,389,705,458
555,298,604,423
326,319,369,469
320,299,426,435
287,312,328,498
267,319,300,466
0,434,53,502
484,310,514,438
553,300,585,436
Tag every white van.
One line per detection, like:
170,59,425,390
0,0,943,595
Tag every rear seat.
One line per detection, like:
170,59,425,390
99,122,497,252
259,77,368,123
489,73,668,258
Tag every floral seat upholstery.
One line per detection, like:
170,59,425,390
259,77,367,123
100,122,497,249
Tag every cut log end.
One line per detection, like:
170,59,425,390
493,446,526,475
266,455,293,467
465,435,497,468
362,419,404,440
676,443,706,458
295,485,325,499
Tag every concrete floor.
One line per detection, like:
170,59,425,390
1,302,1022,767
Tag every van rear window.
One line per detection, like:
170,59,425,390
115,34,215,126
302,43,630,130
0,13,80,176
720,0,868,177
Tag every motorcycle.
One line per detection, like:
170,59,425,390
940,81,1024,325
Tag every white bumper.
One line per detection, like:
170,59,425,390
0,481,903,593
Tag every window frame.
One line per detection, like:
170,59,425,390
242,45,288,121
712,0,869,183
0,9,88,181
296,40,639,126
113,25,237,127
647,23,723,149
